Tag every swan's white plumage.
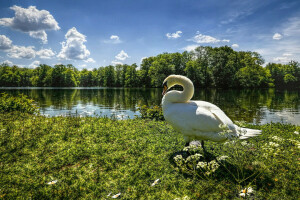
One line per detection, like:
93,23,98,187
162,75,261,143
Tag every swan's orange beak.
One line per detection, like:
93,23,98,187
162,85,168,96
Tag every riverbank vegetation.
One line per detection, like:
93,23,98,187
1,112,299,199
0,95,299,199
1,46,300,88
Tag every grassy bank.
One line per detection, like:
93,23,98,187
0,113,299,199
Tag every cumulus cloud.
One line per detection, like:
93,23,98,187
283,53,293,57
0,5,60,43
2,60,13,66
36,48,55,59
0,35,13,50
57,27,91,61
232,44,239,48
103,35,122,44
115,50,129,61
111,60,123,65
29,30,48,44
140,57,148,63
189,32,229,44
273,53,293,63
84,58,96,63
182,44,199,52
273,33,282,40
166,31,182,39
29,60,40,68
8,45,35,59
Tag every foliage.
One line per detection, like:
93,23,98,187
1,46,300,88
0,93,39,114
0,113,299,199
138,105,164,121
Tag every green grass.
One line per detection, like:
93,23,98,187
0,112,299,199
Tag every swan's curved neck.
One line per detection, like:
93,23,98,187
162,77,194,104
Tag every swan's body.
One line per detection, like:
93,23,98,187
162,75,261,143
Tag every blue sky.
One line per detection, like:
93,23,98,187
0,0,299,69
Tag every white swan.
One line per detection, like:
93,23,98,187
162,75,261,148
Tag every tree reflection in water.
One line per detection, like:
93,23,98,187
0,87,299,124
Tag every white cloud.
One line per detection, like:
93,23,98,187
36,48,55,59
103,35,122,44
8,45,35,59
84,58,96,63
166,31,182,39
0,35,13,50
29,30,48,44
140,57,147,63
2,60,13,66
256,17,300,64
115,50,129,61
273,53,293,64
29,60,40,68
283,53,292,57
232,44,239,48
57,27,91,61
111,60,123,65
110,35,122,43
0,5,60,43
181,44,199,51
189,32,229,44
273,33,282,40
273,56,290,63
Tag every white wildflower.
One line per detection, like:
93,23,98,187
174,195,190,200
151,179,160,186
197,160,220,175
112,192,121,198
217,155,229,161
241,141,248,146
174,155,185,166
268,142,279,147
294,131,299,135
47,180,58,185
196,161,207,169
239,187,254,197
271,136,284,142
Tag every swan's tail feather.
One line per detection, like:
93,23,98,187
239,128,262,139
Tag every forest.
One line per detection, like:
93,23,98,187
0,46,299,88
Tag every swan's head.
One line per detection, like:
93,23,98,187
162,75,192,96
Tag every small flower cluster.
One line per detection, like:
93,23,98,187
196,160,220,176
271,136,284,142
239,187,254,198
174,196,190,200
287,139,300,149
174,152,227,176
261,136,282,158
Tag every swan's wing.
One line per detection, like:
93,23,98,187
164,102,223,133
164,101,237,134
192,101,237,131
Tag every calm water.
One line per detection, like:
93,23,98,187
1,87,300,125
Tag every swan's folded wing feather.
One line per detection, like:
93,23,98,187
191,101,237,131
164,103,222,132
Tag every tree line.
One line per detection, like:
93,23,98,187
0,46,299,88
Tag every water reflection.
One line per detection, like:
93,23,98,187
1,87,299,125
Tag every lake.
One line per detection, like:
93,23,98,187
1,87,300,125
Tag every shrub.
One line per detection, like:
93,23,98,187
138,105,164,120
0,93,39,114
